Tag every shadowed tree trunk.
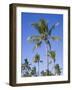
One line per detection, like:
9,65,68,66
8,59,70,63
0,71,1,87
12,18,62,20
53,61,55,75
38,61,39,76
46,44,49,75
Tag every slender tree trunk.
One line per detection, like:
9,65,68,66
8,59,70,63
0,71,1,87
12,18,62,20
38,61,39,76
54,61,55,75
46,44,49,75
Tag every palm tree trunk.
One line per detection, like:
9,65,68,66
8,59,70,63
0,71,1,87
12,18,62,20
54,61,55,75
46,44,49,75
38,61,39,76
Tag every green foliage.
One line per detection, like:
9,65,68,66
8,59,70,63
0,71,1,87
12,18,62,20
48,51,56,62
27,35,41,43
30,67,37,76
21,58,31,77
21,58,62,77
32,19,48,34
28,19,60,52
41,70,45,76
41,70,53,76
33,53,40,63
51,36,61,41
55,64,62,75
33,53,43,76
48,22,59,36
22,18,62,77
33,41,42,51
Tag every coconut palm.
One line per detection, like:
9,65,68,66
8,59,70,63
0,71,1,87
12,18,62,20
33,53,43,76
47,51,56,75
21,58,31,77
30,66,37,76
27,18,60,74
55,64,62,75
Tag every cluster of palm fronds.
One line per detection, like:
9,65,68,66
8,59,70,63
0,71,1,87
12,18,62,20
21,19,62,77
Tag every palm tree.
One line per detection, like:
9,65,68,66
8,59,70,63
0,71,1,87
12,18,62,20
30,66,37,76
55,64,62,75
47,51,56,75
21,58,31,77
27,19,60,75
33,53,43,76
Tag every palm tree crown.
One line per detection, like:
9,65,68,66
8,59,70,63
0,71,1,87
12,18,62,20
33,53,40,63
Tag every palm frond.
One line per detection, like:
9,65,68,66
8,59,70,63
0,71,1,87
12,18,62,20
48,22,60,36
33,53,40,63
32,23,39,30
33,41,42,51
48,51,56,62
45,40,51,50
32,19,49,34
32,23,42,34
27,35,42,43
51,36,61,41
39,19,49,33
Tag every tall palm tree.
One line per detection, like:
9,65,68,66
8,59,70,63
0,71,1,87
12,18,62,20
47,51,56,75
33,53,43,76
27,19,60,75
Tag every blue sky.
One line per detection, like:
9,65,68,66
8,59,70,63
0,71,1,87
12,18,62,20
21,12,63,74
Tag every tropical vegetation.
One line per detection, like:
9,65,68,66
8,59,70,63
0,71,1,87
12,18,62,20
21,18,62,77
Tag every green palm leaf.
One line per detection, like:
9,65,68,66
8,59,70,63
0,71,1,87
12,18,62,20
55,64,62,75
32,19,49,34
33,53,40,63
32,23,41,33
51,36,61,41
27,36,42,43
33,41,42,51
48,22,59,36
39,19,49,33
48,51,56,62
